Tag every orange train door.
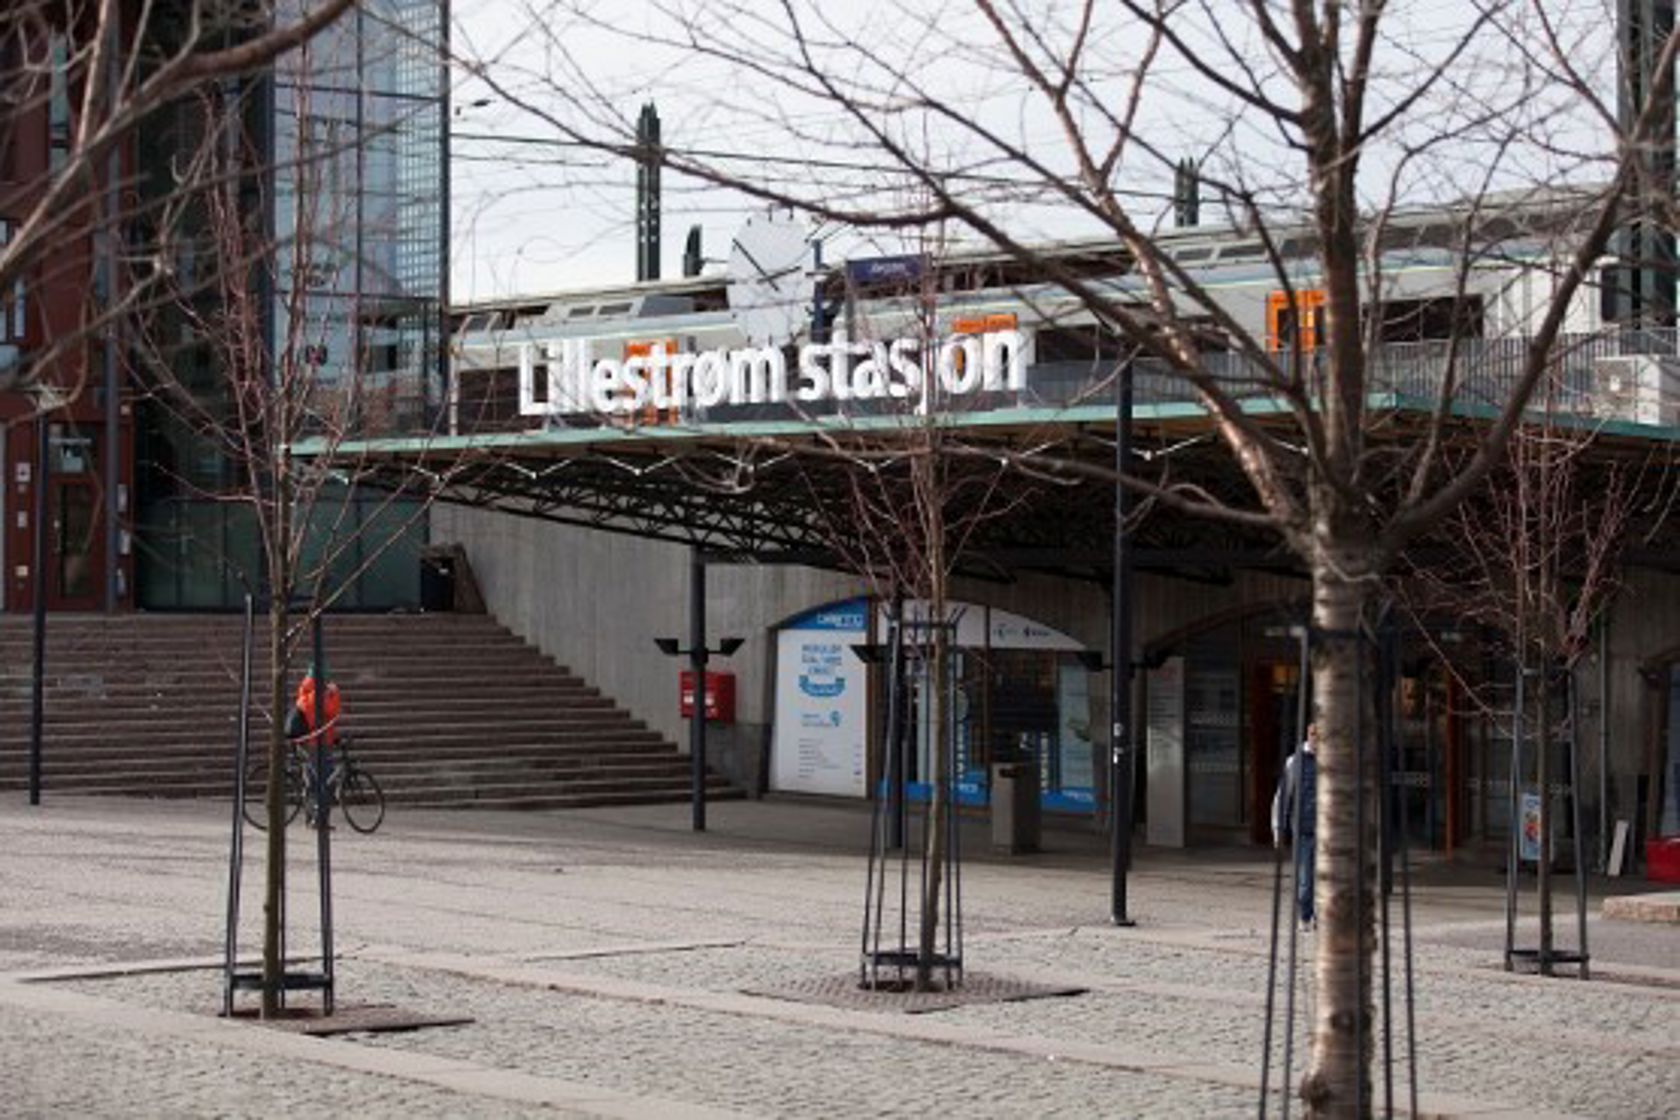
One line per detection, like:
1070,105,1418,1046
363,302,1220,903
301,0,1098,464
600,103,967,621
1266,289,1326,352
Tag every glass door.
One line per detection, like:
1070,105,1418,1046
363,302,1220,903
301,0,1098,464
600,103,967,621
47,429,101,610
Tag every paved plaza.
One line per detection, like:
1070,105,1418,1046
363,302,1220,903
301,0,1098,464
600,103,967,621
2,795,1677,1118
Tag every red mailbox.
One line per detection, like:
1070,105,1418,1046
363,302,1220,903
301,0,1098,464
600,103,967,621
679,670,736,723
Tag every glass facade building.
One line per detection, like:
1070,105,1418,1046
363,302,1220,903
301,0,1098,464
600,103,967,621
135,2,448,609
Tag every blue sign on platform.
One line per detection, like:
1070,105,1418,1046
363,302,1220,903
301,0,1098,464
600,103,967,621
845,254,928,287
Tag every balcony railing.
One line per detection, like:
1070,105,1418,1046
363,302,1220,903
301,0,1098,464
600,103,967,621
1035,328,1680,430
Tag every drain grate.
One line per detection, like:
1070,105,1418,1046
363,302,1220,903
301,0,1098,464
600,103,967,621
744,971,1085,1014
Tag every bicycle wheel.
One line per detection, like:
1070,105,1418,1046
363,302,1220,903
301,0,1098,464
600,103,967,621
241,750,305,831
339,765,386,834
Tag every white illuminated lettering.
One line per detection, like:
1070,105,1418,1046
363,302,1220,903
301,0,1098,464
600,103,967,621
505,326,1027,420
729,346,786,404
590,358,622,413
795,344,831,402
670,350,697,410
850,342,890,399
938,337,982,394
887,338,921,399
620,356,650,409
692,351,729,407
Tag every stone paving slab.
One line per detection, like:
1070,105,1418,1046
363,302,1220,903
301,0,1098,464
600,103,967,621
0,975,749,1119
3,796,1676,1117
1603,890,1680,923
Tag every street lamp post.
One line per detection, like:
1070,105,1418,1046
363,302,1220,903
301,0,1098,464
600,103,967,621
655,550,743,832
28,404,50,806
1110,361,1136,926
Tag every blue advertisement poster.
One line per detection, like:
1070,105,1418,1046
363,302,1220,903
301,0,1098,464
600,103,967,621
771,599,870,797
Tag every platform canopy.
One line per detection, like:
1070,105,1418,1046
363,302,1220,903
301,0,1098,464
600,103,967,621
297,343,1680,587
298,392,1317,585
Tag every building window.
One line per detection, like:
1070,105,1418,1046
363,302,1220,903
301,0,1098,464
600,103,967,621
0,217,25,344
48,34,71,171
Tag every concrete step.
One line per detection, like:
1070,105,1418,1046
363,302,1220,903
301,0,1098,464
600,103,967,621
0,705,644,735
0,612,734,811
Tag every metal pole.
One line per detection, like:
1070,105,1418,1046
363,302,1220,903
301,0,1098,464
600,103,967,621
224,593,255,1017
1504,663,1524,970
1110,360,1136,926
690,549,708,832
1569,672,1591,980
889,600,906,851
811,240,826,343
102,21,120,614
28,409,49,806
312,615,334,1013
1598,617,1611,872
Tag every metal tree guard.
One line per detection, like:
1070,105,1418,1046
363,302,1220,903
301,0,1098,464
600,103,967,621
858,612,965,992
224,600,338,1016
1502,661,1591,978
1257,611,1423,1118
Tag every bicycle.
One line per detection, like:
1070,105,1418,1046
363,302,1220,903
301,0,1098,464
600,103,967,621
241,734,385,835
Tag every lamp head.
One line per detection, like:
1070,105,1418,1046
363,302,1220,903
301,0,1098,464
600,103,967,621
653,637,681,657
1075,649,1106,672
717,637,745,657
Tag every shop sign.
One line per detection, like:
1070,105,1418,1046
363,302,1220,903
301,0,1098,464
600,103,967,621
516,328,1027,419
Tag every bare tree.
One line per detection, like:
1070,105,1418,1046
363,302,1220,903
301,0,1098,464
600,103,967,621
135,75,443,1016
1402,369,1667,973
458,3,1680,1112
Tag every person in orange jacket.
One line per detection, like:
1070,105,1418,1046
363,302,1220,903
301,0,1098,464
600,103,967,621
286,665,341,750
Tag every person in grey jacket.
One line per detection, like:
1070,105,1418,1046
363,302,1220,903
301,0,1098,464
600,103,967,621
1271,723,1318,927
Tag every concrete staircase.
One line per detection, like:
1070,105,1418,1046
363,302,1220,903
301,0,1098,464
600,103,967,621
0,613,737,811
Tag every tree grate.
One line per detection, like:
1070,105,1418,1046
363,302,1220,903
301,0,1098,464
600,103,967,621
743,971,1085,1014
222,1002,473,1036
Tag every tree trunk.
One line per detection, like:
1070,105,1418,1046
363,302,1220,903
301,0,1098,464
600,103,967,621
260,585,287,1017
915,565,949,991
1302,558,1376,1117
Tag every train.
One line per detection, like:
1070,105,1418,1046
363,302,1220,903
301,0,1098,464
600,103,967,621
449,192,1675,434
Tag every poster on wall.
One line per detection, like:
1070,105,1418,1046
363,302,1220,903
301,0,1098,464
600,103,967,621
772,598,869,797
1519,791,1543,862
1050,663,1095,812
1146,656,1187,847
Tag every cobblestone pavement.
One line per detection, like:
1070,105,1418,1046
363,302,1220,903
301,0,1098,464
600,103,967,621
2,796,1676,1117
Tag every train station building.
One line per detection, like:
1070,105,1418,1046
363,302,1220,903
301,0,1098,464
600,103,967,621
320,200,1680,863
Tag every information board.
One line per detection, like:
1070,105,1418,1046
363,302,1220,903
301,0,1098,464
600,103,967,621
771,599,869,797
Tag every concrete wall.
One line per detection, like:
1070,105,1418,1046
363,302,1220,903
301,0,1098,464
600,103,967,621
432,504,863,791
432,503,1310,802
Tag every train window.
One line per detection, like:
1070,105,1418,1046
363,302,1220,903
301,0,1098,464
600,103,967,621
1413,224,1460,251
1374,296,1483,342
566,305,598,319
1036,325,1123,363
1221,242,1265,261
1478,216,1519,244
597,302,634,318
1266,290,1326,352
1376,225,1417,252
1172,247,1213,263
